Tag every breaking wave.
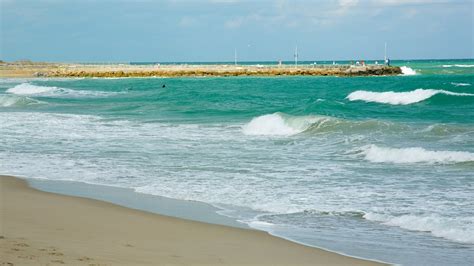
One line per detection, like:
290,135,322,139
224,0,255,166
242,113,407,136
346,89,474,105
6,83,120,98
242,113,323,136
359,144,474,164
400,66,417,75
364,213,474,244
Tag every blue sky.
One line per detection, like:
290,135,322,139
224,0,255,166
1,0,472,62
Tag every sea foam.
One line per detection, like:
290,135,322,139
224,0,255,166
364,213,474,244
360,144,474,164
400,66,417,75
346,89,474,105
6,83,119,98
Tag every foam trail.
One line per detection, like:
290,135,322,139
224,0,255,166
6,83,120,98
400,66,417,75
347,89,474,105
360,144,474,164
364,213,474,244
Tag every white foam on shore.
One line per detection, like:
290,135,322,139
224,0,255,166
360,144,474,164
346,89,474,105
364,213,474,244
6,83,119,98
400,66,417,75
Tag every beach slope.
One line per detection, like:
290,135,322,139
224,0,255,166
0,175,383,265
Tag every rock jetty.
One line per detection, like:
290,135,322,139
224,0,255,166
0,62,401,78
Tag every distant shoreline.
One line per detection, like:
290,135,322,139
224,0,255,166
0,61,401,78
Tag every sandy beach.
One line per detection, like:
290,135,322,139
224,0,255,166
0,175,384,265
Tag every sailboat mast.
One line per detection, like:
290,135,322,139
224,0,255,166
234,48,237,66
294,45,298,67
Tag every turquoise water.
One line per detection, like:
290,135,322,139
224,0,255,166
1,60,473,265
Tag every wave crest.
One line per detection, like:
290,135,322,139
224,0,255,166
360,144,474,164
346,89,474,105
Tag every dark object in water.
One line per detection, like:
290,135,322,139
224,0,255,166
162,84,166,88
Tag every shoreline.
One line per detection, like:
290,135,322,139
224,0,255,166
1,175,386,265
0,62,401,78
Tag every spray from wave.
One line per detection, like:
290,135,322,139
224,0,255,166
346,89,474,105
400,66,417,75
6,83,120,98
359,144,474,164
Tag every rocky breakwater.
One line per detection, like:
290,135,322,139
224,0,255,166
44,64,402,78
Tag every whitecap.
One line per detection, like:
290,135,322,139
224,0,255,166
346,89,474,105
359,144,474,164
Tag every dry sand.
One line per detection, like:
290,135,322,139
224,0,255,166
0,175,385,265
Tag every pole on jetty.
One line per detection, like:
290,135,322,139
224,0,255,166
384,42,387,62
234,48,237,66
294,45,298,67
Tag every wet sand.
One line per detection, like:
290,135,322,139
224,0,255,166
0,175,385,265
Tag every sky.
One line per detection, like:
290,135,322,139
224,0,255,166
1,0,473,62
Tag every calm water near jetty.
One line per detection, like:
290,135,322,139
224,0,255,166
1,59,473,265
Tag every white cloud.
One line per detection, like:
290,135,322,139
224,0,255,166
224,17,245,28
179,16,198,27
372,0,450,6
339,0,359,8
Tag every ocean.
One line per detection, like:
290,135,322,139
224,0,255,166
1,59,473,265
